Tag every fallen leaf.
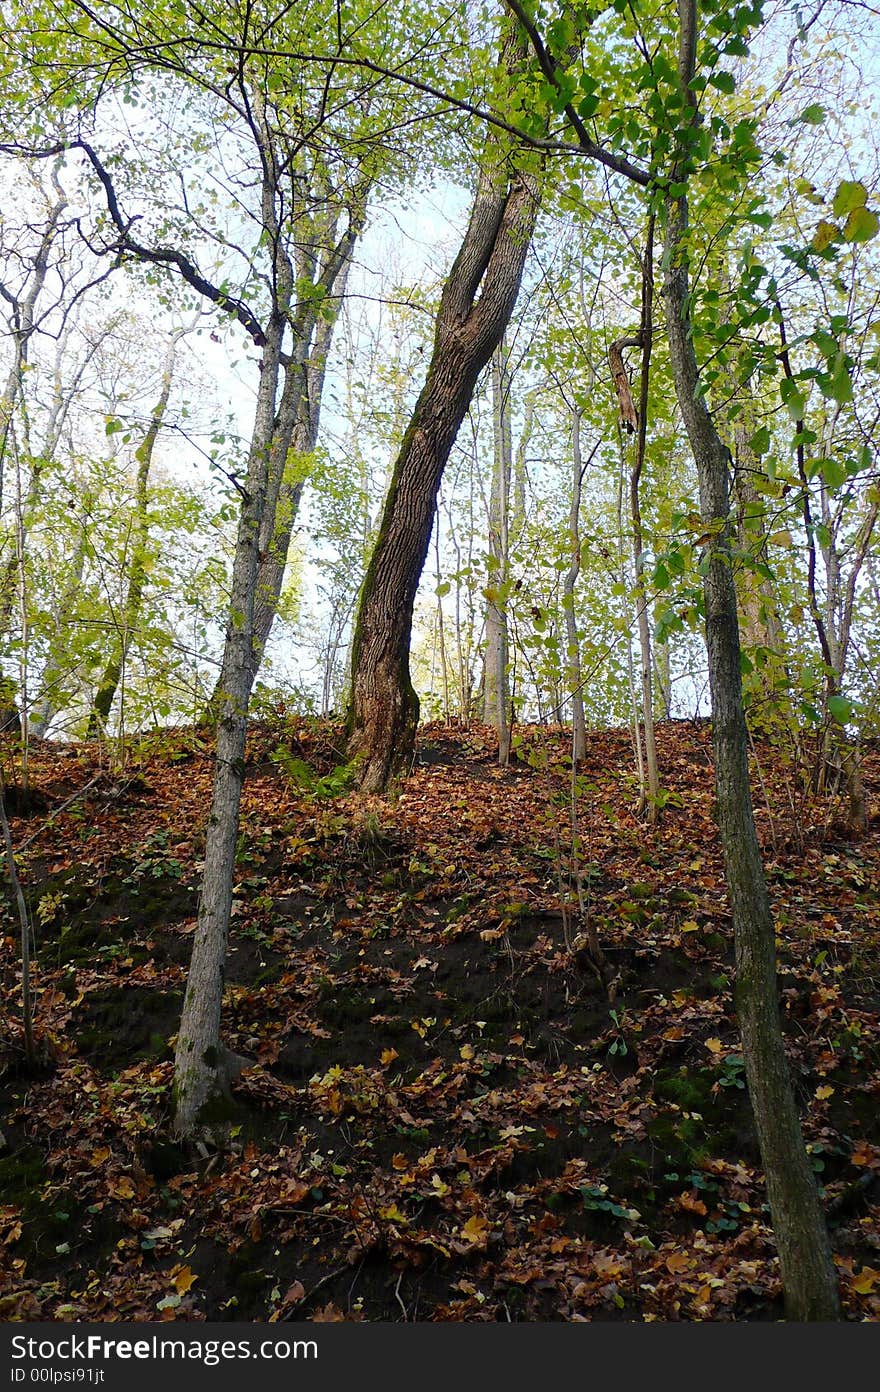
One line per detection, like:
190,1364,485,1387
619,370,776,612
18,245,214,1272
173,1265,198,1295
665,1251,694,1274
460,1215,490,1245
852,1267,880,1295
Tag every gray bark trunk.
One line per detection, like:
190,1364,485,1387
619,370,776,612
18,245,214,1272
565,406,586,763
484,339,511,763
662,0,839,1321
173,313,289,1138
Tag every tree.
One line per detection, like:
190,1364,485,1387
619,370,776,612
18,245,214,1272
659,0,839,1319
346,20,542,791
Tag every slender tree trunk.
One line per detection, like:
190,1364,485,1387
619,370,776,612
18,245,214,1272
484,339,511,763
0,173,68,731
250,229,362,664
347,23,541,791
87,336,177,736
629,227,660,820
565,406,586,763
173,315,290,1138
663,0,839,1321
174,108,303,1137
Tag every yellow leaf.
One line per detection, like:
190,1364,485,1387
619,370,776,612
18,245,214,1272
705,1038,724,1055
851,1142,878,1168
110,1176,135,1200
681,920,700,934
460,1215,490,1245
815,1085,835,1100
852,1268,880,1295
459,1044,475,1061
378,1205,408,1225
380,1048,399,1066
173,1265,198,1295
666,1251,694,1274
89,1147,111,1167
431,1174,450,1197
678,1192,707,1216
812,218,840,252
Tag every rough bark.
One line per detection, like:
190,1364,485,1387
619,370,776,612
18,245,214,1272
663,0,839,1321
347,24,541,791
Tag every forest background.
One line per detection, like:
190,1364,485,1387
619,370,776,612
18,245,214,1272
1,0,880,1324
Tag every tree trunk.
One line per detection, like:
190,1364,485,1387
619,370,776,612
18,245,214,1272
662,0,839,1321
626,224,661,818
174,98,305,1137
565,406,586,763
484,338,511,763
173,314,291,1138
87,335,177,736
250,226,362,664
347,24,540,791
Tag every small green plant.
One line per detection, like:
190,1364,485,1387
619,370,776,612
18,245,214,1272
716,1053,746,1089
579,1182,640,1222
270,746,355,797
607,1008,629,1058
37,889,67,926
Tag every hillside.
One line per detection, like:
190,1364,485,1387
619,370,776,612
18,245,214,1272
1,718,879,1322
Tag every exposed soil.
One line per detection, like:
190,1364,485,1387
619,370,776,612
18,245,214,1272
1,718,879,1321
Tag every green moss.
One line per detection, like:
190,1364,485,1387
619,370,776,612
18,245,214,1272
0,1147,48,1214
196,1089,242,1126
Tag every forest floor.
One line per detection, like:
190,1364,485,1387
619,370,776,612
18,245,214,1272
1,716,880,1322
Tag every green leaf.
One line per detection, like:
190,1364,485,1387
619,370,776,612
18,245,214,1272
798,103,826,125
832,180,868,218
823,355,853,404
820,456,848,488
749,426,771,454
709,71,736,94
780,377,806,420
843,206,880,243
827,694,853,725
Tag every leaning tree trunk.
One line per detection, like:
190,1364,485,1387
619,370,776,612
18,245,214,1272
87,335,177,736
662,0,839,1322
172,312,297,1138
347,25,540,792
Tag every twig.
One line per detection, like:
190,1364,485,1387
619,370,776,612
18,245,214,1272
0,779,34,1065
16,774,102,852
281,1263,349,1320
